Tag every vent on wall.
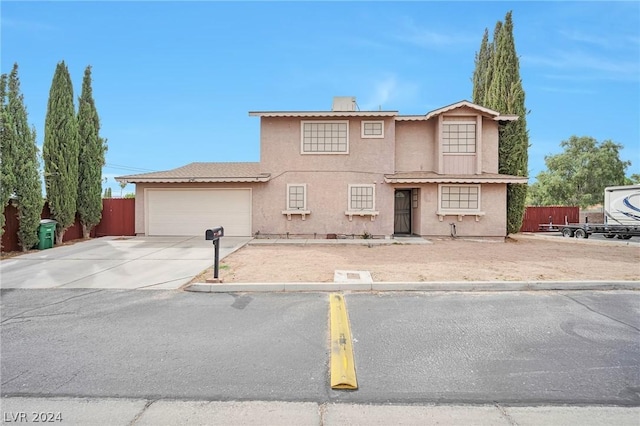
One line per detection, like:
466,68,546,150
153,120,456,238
332,96,356,112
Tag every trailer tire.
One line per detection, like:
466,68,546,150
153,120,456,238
574,229,588,239
561,228,574,238
604,234,616,238
622,235,632,240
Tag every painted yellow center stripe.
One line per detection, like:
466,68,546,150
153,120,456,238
329,293,358,390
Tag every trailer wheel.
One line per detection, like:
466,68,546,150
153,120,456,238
561,228,574,238
604,234,616,239
574,229,588,239
622,235,632,240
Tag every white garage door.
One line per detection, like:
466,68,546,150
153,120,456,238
146,189,251,236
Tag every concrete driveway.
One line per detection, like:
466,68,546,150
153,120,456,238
0,236,251,290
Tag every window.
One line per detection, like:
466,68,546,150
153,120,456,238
287,184,306,210
440,185,479,210
349,184,375,211
301,121,348,153
443,122,476,153
361,120,384,138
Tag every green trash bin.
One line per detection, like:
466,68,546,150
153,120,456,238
38,219,56,250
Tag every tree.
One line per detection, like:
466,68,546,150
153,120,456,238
103,187,112,198
6,64,42,251
472,11,529,234
527,136,631,208
0,73,14,243
44,61,79,244
471,29,491,106
77,66,107,238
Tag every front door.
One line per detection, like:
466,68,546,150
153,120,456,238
394,190,412,234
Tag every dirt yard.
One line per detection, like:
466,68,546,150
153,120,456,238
197,235,639,283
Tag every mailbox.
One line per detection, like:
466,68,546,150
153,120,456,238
205,226,224,240
205,226,224,282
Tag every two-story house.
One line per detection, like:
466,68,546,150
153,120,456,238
117,97,527,238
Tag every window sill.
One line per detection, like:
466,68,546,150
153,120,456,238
436,211,485,222
282,210,311,221
345,211,379,221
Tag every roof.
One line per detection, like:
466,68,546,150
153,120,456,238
248,111,398,118
249,100,518,122
394,100,518,122
384,171,528,184
115,162,271,183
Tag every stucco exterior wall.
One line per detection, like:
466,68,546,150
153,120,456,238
260,116,396,175
481,117,500,173
394,121,436,172
414,183,507,237
253,172,394,237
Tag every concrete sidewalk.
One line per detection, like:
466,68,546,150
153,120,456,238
2,397,638,425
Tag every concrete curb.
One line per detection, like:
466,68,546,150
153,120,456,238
185,280,640,293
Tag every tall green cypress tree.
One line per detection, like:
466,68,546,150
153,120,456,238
472,11,529,234
77,66,107,238
472,29,490,105
7,64,42,251
0,73,15,243
44,61,79,244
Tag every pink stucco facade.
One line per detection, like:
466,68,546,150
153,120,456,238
123,99,527,238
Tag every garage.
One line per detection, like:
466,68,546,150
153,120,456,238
145,189,252,236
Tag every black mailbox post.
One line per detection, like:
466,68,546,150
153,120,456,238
205,226,224,281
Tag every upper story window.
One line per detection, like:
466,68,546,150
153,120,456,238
361,120,384,138
301,121,348,154
443,122,476,153
348,184,375,211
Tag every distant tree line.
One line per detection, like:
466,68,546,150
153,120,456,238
0,61,107,250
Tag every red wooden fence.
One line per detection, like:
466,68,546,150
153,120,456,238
520,206,580,232
1,198,135,252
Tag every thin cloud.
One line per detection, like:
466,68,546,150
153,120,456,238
359,75,420,111
393,17,476,49
1,17,57,32
522,51,639,82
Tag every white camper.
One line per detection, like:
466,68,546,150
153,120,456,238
604,185,640,226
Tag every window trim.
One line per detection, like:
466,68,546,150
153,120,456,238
361,120,385,139
282,183,310,220
345,184,379,221
436,184,484,221
300,120,349,155
442,120,477,154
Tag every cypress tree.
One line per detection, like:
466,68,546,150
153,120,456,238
0,73,15,243
77,66,107,238
472,29,490,105
7,64,42,251
44,61,79,244
472,11,529,234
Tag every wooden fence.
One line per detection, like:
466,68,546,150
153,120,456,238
520,206,580,232
1,198,135,252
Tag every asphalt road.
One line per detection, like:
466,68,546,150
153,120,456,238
1,289,639,406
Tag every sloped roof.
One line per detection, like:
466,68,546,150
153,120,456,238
116,162,270,183
395,100,518,122
384,171,528,184
248,111,398,118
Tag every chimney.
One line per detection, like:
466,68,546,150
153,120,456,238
332,96,356,112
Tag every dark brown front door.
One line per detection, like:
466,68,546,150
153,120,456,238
394,190,411,234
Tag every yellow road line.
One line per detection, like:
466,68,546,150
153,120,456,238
329,293,358,390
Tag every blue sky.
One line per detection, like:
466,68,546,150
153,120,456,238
2,1,639,196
